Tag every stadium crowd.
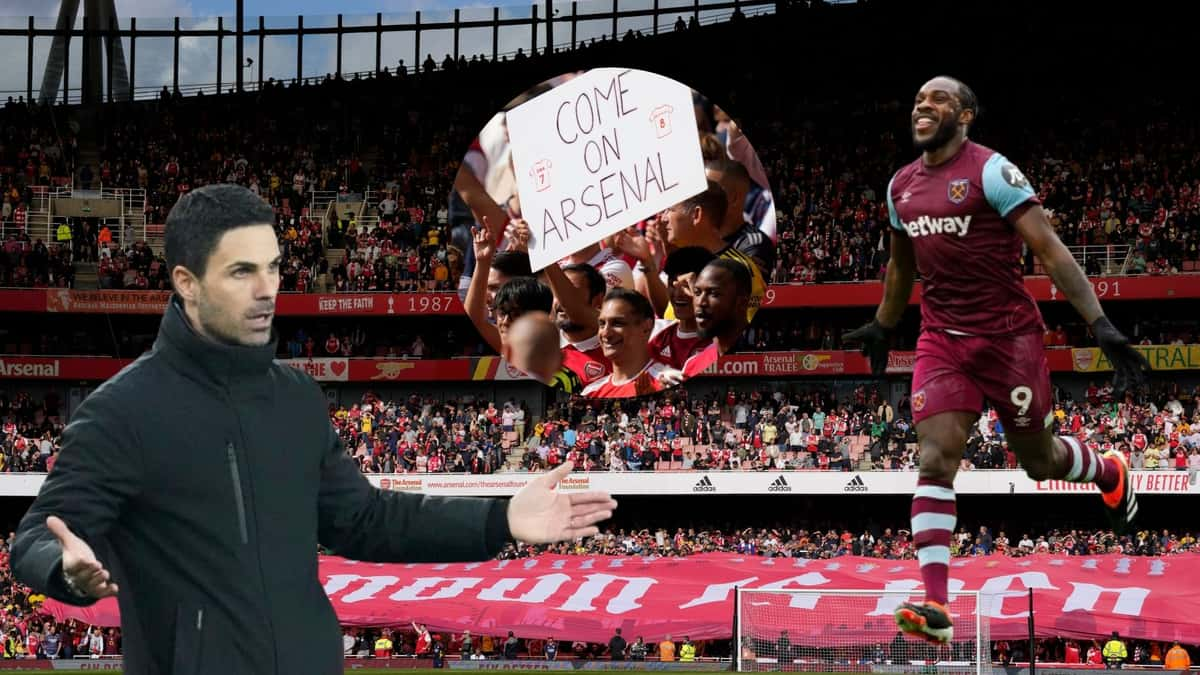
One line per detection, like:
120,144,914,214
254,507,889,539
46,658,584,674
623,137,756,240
2,18,1200,292
4,380,1199,476
7,95,1199,290
324,381,1200,475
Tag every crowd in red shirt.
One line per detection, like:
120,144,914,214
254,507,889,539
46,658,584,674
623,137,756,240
4,378,1198,478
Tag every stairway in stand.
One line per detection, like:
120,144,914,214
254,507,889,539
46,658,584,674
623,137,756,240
74,107,102,190
74,261,99,289
316,248,347,291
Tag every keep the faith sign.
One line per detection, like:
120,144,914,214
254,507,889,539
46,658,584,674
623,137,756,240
505,68,707,272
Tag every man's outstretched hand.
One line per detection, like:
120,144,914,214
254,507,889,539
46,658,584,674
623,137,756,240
1092,316,1151,394
47,516,118,599
506,462,617,544
842,319,892,377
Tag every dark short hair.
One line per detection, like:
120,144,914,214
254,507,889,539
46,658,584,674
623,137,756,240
493,277,552,318
705,158,751,188
604,287,654,323
702,257,752,298
680,180,727,228
165,183,275,279
491,250,533,278
935,75,981,128
562,263,606,301
953,79,979,118
664,246,716,282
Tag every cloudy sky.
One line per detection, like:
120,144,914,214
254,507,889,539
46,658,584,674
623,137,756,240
1,0,743,101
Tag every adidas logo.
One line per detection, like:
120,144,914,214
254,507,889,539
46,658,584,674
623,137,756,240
693,475,716,492
844,475,868,492
768,475,792,492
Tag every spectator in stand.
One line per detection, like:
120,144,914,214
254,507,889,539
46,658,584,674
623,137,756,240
608,628,627,661
679,637,696,662
413,622,431,656
503,631,519,660
1166,642,1192,670
659,635,675,661
431,635,445,668
1103,631,1129,668
374,633,393,658
460,630,473,660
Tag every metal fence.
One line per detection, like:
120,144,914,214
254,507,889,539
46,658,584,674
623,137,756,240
0,0,779,106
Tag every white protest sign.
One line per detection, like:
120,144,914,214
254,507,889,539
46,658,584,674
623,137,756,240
505,68,707,272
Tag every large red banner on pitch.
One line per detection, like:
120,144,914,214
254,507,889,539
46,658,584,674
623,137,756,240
42,554,1200,644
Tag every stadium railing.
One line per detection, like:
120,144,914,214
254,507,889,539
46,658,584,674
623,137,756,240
0,0,776,105
1030,245,1132,277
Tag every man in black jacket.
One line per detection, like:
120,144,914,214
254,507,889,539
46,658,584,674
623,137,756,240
11,184,617,675
607,627,627,661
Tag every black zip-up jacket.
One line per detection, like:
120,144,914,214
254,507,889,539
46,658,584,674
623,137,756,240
11,297,513,675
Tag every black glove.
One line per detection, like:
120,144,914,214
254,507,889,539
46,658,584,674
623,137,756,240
548,366,584,394
1091,316,1150,394
842,319,892,377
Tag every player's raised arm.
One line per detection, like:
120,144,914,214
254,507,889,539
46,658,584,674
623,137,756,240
1009,203,1150,392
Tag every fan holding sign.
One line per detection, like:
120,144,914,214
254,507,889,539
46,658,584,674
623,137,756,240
451,68,774,397
504,68,708,274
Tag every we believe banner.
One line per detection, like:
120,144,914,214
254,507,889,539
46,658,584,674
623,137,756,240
43,554,1199,644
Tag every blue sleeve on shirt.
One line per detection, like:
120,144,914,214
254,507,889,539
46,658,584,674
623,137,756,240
982,153,1037,218
886,174,903,231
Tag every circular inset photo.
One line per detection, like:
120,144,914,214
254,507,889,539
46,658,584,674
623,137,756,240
451,68,775,399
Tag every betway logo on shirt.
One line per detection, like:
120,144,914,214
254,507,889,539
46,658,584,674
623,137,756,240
0,359,59,378
901,215,972,238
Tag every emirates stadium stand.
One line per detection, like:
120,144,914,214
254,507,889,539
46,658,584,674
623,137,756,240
0,0,1198,670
